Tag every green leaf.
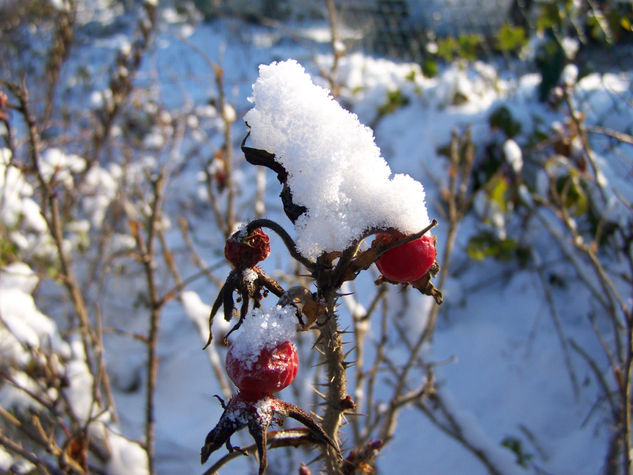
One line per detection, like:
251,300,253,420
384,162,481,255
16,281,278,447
457,34,483,61
377,89,410,117
421,59,438,78
501,436,533,468
489,106,522,138
555,172,589,216
495,24,527,54
436,37,458,61
487,175,510,213
467,231,520,262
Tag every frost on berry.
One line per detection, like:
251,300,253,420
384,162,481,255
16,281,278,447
226,339,299,399
226,305,297,366
224,227,270,269
199,304,336,472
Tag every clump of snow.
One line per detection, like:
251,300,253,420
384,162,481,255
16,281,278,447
244,59,430,259
182,290,230,338
0,149,47,234
561,64,579,86
105,431,149,475
226,305,297,368
40,148,86,188
502,139,523,173
0,446,14,471
0,263,70,368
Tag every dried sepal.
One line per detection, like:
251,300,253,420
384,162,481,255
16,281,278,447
204,265,289,348
201,394,338,475
278,286,325,329
342,440,384,475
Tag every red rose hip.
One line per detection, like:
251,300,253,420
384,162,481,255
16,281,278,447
226,340,299,399
224,227,270,269
374,233,436,283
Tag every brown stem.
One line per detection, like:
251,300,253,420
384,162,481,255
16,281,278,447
133,168,166,475
246,218,316,271
316,301,346,474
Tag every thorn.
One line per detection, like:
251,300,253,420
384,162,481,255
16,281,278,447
334,291,354,297
213,394,227,409
311,387,327,399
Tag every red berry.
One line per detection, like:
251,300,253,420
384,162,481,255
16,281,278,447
374,233,436,283
226,340,299,399
224,228,270,268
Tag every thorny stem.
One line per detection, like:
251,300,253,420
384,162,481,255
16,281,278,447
316,300,347,475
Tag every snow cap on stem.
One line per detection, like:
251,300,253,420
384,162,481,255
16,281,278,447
244,59,430,259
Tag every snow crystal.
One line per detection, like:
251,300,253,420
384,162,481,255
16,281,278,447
244,59,430,259
227,305,297,368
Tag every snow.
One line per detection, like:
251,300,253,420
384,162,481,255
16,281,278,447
503,139,523,173
0,263,70,367
244,59,430,259
1,8,632,475
104,431,149,475
226,305,298,369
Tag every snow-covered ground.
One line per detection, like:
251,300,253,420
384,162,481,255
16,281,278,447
1,2,632,474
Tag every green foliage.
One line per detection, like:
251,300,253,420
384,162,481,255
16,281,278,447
377,89,410,117
554,171,589,217
536,0,570,33
421,58,438,78
436,37,459,62
435,34,483,62
0,233,19,267
501,436,533,468
467,230,521,262
487,175,510,213
489,106,522,138
457,34,484,62
495,24,528,54
534,37,565,102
